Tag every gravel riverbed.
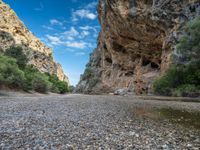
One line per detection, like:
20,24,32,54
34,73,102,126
0,94,199,149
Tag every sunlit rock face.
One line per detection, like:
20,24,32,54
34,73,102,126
0,1,69,83
78,0,200,94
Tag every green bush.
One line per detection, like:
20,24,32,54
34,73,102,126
153,64,200,97
172,84,200,97
23,66,52,93
153,17,200,97
176,16,200,64
0,46,69,94
32,73,52,93
153,65,184,96
47,73,69,94
54,80,69,94
5,46,28,69
0,55,25,88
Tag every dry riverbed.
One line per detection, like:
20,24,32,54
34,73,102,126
0,94,200,149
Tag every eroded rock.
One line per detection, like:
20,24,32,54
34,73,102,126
76,0,200,94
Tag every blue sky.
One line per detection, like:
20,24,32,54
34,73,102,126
4,0,100,86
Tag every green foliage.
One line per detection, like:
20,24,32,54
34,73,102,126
55,80,69,94
176,16,200,64
0,46,69,94
153,64,200,97
32,73,52,93
0,55,25,88
5,46,28,69
47,73,69,94
23,66,52,93
172,84,199,97
153,17,200,97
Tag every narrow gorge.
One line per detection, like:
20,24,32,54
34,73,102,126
76,0,200,94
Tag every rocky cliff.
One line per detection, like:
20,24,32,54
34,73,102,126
0,1,69,83
76,0,200,94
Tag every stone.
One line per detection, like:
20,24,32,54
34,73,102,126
114,88,128,96
76,0,200,95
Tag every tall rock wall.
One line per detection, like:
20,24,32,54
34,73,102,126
76,0,200,94
0,1,69,84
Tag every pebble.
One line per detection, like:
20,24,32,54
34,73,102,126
0,94,199,149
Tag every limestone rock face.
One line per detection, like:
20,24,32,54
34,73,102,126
0,1,69,83
76,0,200,94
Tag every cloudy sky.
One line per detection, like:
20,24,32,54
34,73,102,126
4,0,100,86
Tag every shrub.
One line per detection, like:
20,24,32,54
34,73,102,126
153,17,200,97
176,16,200,64
47,73,69,94
54,80,69,94
0,55,25,88
172,84,200,97
5,46,28,69
153,65,184,96
32,73,52,93
23,66,52,93
0,46,68,94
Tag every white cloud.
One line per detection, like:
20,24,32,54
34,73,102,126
64,41,87,49
85,2,98,9
42,25,55,30
82,30,90,36
79,30,90,39
80,26,91,30
45,33,90,49
63,27,79,37
46,35,62,45
43,25,97,50
50,19,63,26
80,25,99,33
72,9,97,22
62,27,79,41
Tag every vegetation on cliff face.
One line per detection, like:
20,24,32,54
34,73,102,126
153,17,200,97
0,1,69,84
0,46,69,94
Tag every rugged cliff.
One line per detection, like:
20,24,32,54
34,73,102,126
76,0,200,94
0,1,69,83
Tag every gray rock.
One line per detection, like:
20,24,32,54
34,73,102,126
114,88,128,96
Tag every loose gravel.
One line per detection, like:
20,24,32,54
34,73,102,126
0,94,200,149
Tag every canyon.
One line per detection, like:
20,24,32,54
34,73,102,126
76,0,200,94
